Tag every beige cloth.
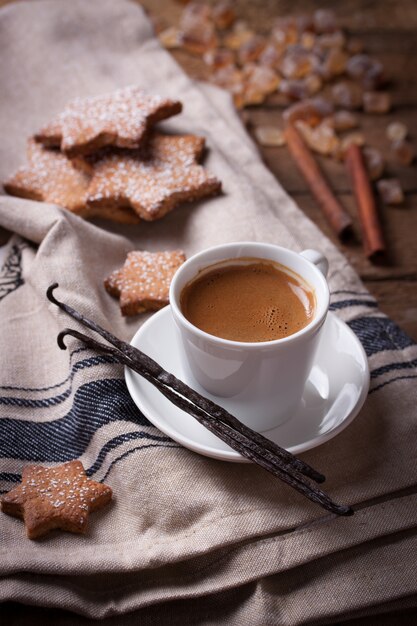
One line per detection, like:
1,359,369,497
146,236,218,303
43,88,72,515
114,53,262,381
0,0,416,623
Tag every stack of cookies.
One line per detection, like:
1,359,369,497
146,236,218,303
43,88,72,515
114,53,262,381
4,86,222,223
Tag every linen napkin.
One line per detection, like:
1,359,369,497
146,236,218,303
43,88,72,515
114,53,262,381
0,0,416,623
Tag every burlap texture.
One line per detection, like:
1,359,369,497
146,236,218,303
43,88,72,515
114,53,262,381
0,0,416,623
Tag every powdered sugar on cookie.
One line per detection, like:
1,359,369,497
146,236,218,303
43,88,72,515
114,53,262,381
88,134,221,220
5,88,221,224
1,461,112,539
35,86,182,156
105,250,186,315
4,139,90,215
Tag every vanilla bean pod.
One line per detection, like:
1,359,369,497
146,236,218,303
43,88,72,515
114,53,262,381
47,283,325,485
58,328,324,486
57,327,352,517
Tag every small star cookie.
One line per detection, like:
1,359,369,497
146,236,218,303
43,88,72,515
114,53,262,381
87,133,222,221
34,86,182,157
4,139,90,215
1,460,112,539
4,140,140,223
105,250,186,315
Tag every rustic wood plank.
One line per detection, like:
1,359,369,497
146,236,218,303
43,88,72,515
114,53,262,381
1,0,416,341
295,193,417,275
247,108,417,193
137,0,417,340
140,0,417,32
296,190,417,338
363,280,417,340
226,0,417,31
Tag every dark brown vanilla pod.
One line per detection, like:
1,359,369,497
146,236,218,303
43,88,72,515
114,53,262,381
48,284,353,517
58,328,351,517
48,284,324,484
58,328,330,490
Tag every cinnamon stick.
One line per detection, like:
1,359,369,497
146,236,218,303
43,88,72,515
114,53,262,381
345,144,386,260
284,124,353,239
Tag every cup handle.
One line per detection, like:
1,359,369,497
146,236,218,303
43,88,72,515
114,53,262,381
300,249,329,277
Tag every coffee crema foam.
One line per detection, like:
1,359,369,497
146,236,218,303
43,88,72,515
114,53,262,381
180,259,315,342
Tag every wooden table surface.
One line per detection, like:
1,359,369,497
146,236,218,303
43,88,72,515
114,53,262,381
138,0,417,341
1,0,416,343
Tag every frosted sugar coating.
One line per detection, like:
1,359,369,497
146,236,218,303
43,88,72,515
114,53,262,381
4,139,90,214
105,249,186,315
1,460,112,538
36,85,182,155
88,133,221,220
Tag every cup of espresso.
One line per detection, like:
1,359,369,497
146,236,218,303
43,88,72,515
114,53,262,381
169,242,330,432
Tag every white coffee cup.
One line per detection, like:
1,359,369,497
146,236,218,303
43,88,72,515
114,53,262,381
169,242,329,432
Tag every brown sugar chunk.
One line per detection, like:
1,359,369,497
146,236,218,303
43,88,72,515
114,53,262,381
105,250,186,316
1,461,112,539
4,139,90,215
88,134,222,221
34,86,183,157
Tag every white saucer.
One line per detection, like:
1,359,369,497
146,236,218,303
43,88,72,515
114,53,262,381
125,307,369,462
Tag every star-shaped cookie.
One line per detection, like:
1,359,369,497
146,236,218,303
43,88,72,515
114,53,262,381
4,140,140,223
1,460,112,539
105,249,186,315
34,86,182,157
4,139,91,215
87,133,222,221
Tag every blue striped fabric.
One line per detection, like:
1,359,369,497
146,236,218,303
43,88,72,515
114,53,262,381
0,243,183,494
0,377,178,493
347,316,415,356
0,245,416,496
